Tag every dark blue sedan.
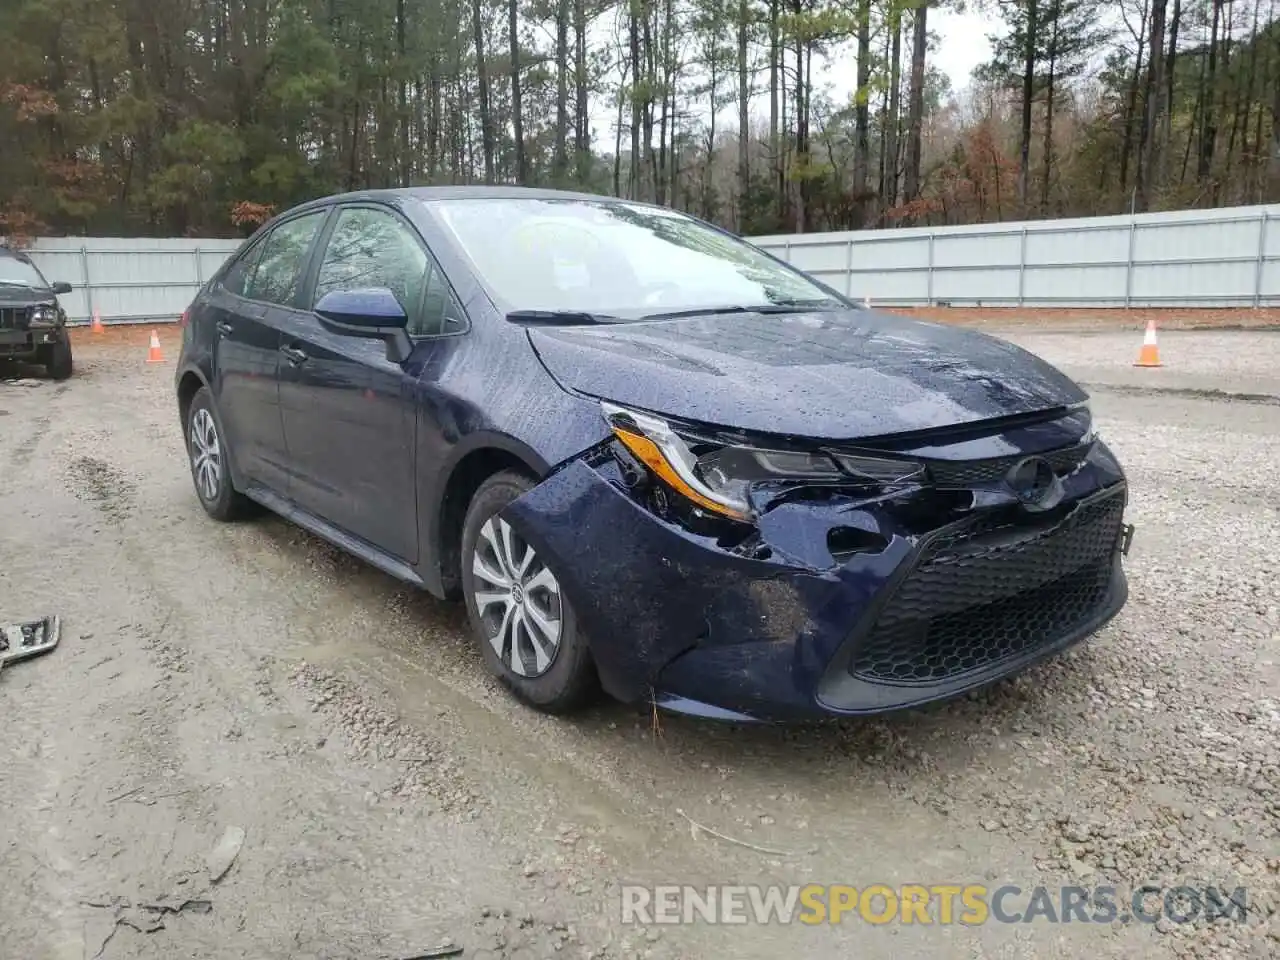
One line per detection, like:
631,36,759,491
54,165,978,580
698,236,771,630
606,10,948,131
175,187,1132,722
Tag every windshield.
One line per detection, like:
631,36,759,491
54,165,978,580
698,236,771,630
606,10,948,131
0,255,48,288
430,198,839,319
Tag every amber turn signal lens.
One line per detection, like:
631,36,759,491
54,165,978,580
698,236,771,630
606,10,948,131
611,427,749,521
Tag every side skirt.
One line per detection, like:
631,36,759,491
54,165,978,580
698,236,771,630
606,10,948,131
242,485,427,590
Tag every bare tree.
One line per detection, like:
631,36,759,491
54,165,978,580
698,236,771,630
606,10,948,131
853,0,872,224
1136,0,1168,211
472,0,495,182
1018,0,1039,205
883,4,903,211
737,0,751,228
555,0,570,182
1159,0,1181,189
1119,0,1150,195
1271,3,1280,198
903,0,929,204
1199,0,1222,183
575,0,590,181
510,0,526,183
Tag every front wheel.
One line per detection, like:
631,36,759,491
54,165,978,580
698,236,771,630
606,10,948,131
461,471,597,713
43,335,73,380
186,387,253,521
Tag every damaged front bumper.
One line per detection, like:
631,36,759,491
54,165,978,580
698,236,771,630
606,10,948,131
504,438,1132,722
0,326,64,361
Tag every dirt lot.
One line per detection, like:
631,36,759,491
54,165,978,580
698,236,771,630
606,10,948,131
1,321,1277,960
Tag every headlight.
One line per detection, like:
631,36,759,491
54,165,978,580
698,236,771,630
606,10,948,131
29,305,58,325
601,402,923,521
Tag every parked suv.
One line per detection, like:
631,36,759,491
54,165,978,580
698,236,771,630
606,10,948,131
0,247,74,380
175,187,1132,722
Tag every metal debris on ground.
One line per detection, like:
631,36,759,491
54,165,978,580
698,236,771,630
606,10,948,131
0,615,60,670
399,945,464,960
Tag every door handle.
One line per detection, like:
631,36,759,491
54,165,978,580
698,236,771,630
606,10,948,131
280,345,309,365
216,320,234,335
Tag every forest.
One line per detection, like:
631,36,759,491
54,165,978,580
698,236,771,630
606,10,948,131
0,0,1277,240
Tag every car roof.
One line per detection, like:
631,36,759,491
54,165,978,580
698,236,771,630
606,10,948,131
287,185,657,216
0,246,33,263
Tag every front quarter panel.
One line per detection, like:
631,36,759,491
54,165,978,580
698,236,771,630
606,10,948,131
409,289,612,595
502,457,879,711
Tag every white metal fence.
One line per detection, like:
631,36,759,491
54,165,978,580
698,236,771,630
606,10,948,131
22,237,242,325
751,203,1280,308
9,203,1279,324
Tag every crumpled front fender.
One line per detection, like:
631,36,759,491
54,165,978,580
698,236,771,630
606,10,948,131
503,457,911,707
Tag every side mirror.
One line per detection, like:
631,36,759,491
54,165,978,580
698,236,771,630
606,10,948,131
314,287,412,363
51,281,73,295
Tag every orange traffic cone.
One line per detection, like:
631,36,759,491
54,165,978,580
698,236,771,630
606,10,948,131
90,310,104,335
1134,318,1162,367
145,329,165,364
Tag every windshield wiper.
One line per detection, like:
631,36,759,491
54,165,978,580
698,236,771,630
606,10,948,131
506,309,625,326
642,299,844,321
771,297,845,309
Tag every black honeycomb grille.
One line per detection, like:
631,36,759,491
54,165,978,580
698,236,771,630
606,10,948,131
850,491,1124,685
926,442,1094,488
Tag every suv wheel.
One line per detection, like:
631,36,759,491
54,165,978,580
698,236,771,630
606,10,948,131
186,387,252,521
461,471,597,713
43,335,73,380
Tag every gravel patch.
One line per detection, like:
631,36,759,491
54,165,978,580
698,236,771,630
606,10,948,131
290,662,486,816
1,332,1276,959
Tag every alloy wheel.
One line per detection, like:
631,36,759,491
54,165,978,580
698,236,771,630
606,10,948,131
190,408,222,502
472,516,563,678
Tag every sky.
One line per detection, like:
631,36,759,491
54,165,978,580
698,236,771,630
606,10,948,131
819,7,1003,108
588,6,1005,148
930,7,1003,90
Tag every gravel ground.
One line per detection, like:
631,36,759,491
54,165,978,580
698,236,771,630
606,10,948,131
1,327,1277,959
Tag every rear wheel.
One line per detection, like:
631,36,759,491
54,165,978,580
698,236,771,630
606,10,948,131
186,387,253,521
42,335,73,380
461,471,597,713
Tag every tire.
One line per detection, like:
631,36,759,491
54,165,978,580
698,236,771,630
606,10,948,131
186,386,253,522
43,335,73,380
461,470,597,713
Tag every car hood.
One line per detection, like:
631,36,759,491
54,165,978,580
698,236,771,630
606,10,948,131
526,308,1088,441
0,288,48,306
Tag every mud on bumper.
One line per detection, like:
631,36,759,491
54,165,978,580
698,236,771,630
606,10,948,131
504,445,1131,722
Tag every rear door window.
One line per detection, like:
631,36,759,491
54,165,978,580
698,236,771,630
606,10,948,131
221,240,265,297
246,211,327,306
